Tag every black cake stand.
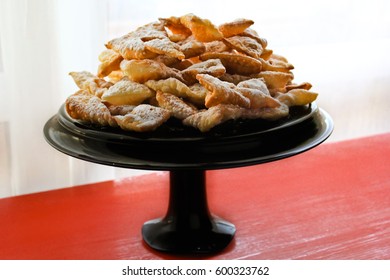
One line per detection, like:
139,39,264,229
43,103,333,254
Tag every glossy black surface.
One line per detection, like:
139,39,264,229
43,103,333,170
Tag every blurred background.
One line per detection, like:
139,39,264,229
1,0,389,197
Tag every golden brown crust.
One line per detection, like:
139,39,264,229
106,35,157,60
144,77,204,105
106,22,167,60
285,82,312,91
181,58,226,84
257,71,294,90
159,16,192,38
101,79,154,106
144,38,185,60
65,90,117,127
237,78,280,109
199,52,262,75
223,35,264,59
179,38,206,59
183,104,243,132
218,18,254,38
97,49,123,78
276,89,318,106
114,104,170,132
204,40,231,53
69,71,113,98
240,28,268,48
259,58,294,73
156,91,198,120
180,14,223,42
120,59,184,84
240,104,289,120
196,73,250,108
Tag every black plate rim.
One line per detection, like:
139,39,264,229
57,102,319,144
43,106,333,171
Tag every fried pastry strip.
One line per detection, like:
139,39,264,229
183,104,243,132
107,70,125,83
218,18,254,38
106,35,157,60
97,49,123,78
69,71,96,89
259,58,294,73
144,38,185,60
257,71,294,90
240,104,289,121
69,71,113,98
223,35,264,59
188,83,209,104
240,28,268,48
120,59,184,83
156,91,198,120
180,13,223,42
181,58,226,84
237,78,270,93
65,90,117,127
132,21,167,40
145,77,205,105
179,37,206,58
204,40,231,53
259,49,273,60
285,82,312,91
152,55,181,67
200,52,262,75
106,22,167,60
237,78,280,109
196,74,250,108
276,89,318,106
159,16,192,38
114,104,170,132
238,87,281,109
101,79,154,106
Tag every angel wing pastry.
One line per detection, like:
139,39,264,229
183,104,243,132
113,104,171,132
65,90,117,127
196,74,250,108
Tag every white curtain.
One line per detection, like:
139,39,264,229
0,0,118,198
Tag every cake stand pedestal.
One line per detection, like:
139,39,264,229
142,169,235,253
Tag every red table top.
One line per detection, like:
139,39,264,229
1,133,390,260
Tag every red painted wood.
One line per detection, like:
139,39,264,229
1,133,390,259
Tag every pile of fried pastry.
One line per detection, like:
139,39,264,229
66,14,317,133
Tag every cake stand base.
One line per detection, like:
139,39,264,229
142,170,236,254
